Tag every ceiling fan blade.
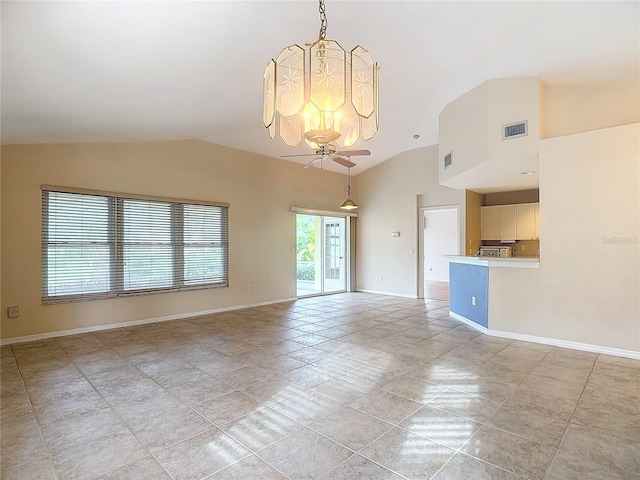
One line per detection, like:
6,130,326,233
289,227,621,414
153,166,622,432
335,149,370,156
280,153,316,158
332,156,356,168
303,157,322,169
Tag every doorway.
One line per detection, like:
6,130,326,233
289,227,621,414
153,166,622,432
296,214,348,297
418,206,460,300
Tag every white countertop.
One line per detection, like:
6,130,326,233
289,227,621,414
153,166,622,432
446,255,540,269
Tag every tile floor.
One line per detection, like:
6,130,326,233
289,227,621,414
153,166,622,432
1,293,639,480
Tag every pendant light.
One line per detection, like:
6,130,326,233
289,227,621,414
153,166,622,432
340,166,358,210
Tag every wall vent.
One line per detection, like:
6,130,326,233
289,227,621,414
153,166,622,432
502,120,528,140
444,151,452,169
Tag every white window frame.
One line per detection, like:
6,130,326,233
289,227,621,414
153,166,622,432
41,185,229,304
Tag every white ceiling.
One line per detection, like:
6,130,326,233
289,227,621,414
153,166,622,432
2,1,638,176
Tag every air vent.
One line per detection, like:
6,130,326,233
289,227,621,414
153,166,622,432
444,151,452,169
503,120,528,140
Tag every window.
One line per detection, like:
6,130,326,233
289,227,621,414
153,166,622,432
42,187,228,304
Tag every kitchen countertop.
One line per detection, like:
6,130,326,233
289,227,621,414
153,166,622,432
446,255,540,269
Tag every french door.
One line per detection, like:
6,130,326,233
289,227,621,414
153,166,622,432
296,214,348,297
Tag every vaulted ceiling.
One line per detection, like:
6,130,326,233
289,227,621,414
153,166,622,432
2,1,638,174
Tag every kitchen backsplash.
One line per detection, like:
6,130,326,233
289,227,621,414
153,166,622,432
482,239,540,257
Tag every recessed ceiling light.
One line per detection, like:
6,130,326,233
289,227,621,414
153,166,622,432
413,134,420,139
521,171,535,176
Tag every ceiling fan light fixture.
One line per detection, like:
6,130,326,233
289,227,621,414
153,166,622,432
263,0,379,149
304,129,341,146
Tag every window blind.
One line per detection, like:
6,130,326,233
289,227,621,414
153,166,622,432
42,187,229,304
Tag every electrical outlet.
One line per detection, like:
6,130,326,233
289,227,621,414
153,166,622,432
471,296,476,306
7,305,19,319
380,275,383,281
521,244,526,251
246,284,256,291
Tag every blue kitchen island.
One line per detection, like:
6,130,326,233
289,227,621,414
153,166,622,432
447,256,539,332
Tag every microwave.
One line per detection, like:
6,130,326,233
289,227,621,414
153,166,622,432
477,246,513,257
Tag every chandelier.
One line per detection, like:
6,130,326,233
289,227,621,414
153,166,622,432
263,0,379,149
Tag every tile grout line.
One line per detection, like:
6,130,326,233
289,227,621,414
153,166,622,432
2,345,60,479
538,351,598,479
5,293,636,480
70,344,175,480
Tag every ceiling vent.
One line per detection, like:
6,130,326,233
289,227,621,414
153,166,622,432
444,151,452,169
502,120,528,140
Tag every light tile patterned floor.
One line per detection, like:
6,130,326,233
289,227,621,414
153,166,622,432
1,293,639,479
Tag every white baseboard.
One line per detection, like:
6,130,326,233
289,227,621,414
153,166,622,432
449,310,640,360
1,297,298,346
356,289,418,299
449,311,489,335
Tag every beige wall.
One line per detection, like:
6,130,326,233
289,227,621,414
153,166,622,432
541,79,640,139
354,145,465,297
465,190,483,256
439,82,489,184
487,77,540,160
489,123,640,351
484,189,539,206
440,78,540,184
1,140,348,340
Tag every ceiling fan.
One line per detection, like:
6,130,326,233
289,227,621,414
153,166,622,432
281,145,371,169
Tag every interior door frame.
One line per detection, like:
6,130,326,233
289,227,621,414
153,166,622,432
417,205,460,299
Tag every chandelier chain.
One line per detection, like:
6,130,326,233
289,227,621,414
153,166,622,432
318,0,328,40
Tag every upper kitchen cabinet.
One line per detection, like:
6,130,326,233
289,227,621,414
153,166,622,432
516,203,537,240
481,206,500,240
500,205,517,240
439,77,541,192
481,202,539,240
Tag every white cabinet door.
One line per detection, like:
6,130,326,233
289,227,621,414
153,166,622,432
516,203,536,240
499,205,517,240
481,206,500,240
482,203,539,240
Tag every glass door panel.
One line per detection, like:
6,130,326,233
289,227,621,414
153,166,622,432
296,214,347,297
323,216,346,293
296,214,321,297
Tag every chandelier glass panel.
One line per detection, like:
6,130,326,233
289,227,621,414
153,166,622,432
263,0,379,148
